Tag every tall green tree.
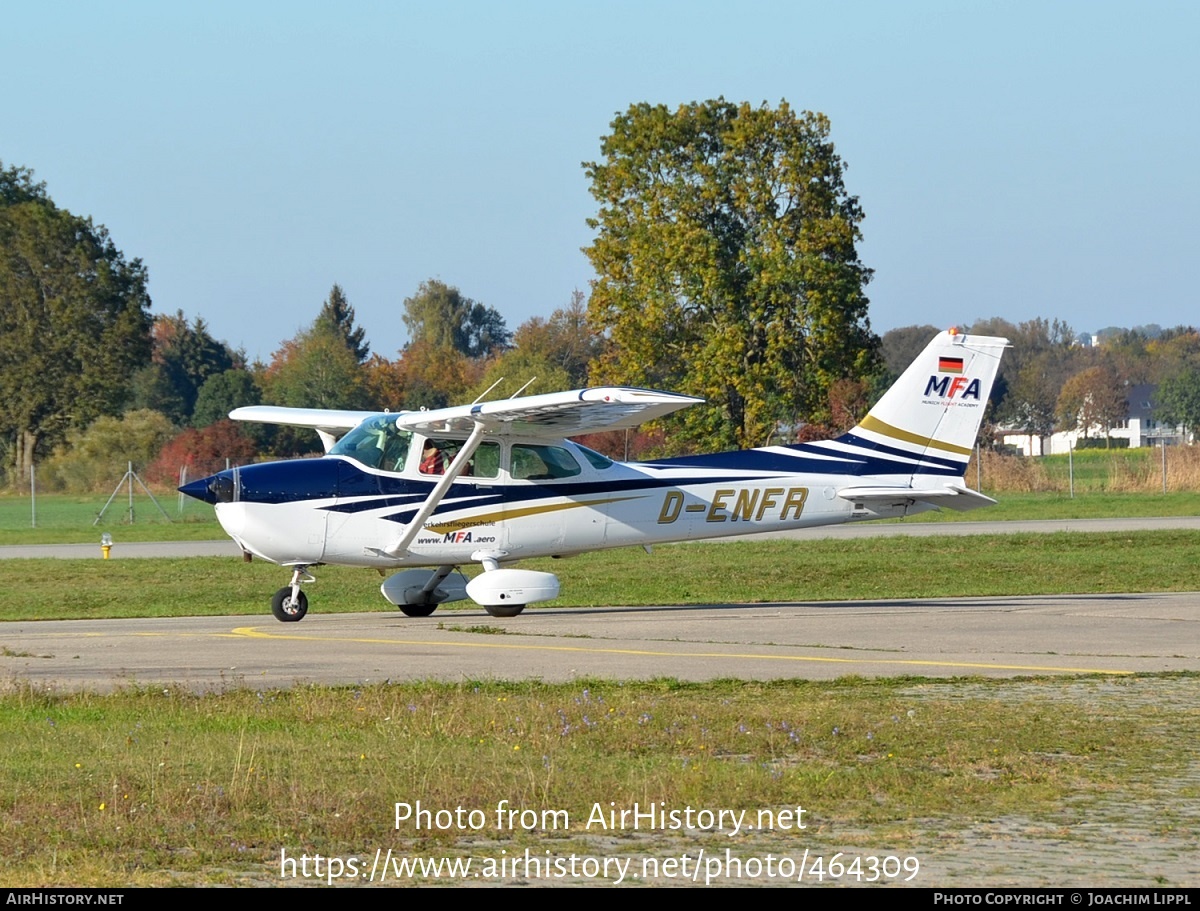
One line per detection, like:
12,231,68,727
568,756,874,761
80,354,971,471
316,283,369,362
0,162,152,481
402,279,510,359
129,311,238,424
192,368,261,428
584,99,876,450
1155,367,1200,439
265,321,367,411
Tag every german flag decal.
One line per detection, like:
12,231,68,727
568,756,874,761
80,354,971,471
938,356,964,374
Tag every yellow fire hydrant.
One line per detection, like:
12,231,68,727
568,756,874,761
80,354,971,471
101,533,113,560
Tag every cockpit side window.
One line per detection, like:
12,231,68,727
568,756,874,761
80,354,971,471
419,438,501,479
329,416,412,472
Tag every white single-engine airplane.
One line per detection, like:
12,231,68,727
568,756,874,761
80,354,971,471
181,329,1007,622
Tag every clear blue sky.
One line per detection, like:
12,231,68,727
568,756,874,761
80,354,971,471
4,1,1196,362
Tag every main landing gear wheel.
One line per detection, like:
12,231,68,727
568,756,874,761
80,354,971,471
271,587,308,622
484,603,525,618
399,603,438,618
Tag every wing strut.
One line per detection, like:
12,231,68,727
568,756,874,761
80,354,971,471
383,422,486,558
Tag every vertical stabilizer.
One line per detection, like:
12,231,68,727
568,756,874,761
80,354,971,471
841,330,1009,481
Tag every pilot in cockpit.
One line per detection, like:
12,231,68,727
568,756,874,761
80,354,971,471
420,439,448,475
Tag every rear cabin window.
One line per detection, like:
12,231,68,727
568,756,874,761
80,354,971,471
576,444,614,470
511,444,582,480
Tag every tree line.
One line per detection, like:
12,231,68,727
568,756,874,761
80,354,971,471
5,99,1199,492
881,319,1200,447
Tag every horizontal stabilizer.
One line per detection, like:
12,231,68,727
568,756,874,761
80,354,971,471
837,484,997,512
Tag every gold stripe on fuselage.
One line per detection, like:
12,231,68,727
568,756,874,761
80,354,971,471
423,495,646,534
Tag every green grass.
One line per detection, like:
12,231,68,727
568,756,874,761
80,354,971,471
0,492,221,544
0,530,1196,622
1039,447,1165,488
896,490,1200,522
0,674,1194,886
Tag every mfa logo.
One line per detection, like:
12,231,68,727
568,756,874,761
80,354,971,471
924,375,982,399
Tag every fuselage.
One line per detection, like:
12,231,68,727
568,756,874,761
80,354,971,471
188,430,952,569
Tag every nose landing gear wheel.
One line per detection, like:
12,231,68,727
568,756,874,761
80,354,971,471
271,588,309,622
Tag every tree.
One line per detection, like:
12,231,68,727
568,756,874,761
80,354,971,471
261,322,369,456
40,409,175,492
471,290,603,399
1155,367,1200,440
316,283,369,362
192,368,261,428
880,325,940,381
129,311,238,424
584,99,877,450
146,420,258,487
366,340,484,411
402,279,511,359
1056,366,1127,444
968,317,1080,439
1004,351,1061,452
0,162,152,482
264,321,367,411
510,290,602,388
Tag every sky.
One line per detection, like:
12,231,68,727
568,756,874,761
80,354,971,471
4,1,1197,363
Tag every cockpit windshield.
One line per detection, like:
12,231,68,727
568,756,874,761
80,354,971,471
328,415,412,472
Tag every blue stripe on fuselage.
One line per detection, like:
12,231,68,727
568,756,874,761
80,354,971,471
644,441,963,477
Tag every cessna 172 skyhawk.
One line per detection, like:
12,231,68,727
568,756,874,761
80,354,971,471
181,329,1007,622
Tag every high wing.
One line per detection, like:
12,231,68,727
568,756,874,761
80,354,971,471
392,387,703,435
229,406,377,452
230,387,703,447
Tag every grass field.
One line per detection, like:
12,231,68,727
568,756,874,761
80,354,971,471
1,674,1195,886
0,492,221,545
2,484,1197,887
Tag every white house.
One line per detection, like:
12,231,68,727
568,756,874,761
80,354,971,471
1000,384,1190,456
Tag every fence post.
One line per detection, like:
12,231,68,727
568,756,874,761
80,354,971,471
29,463,35,529
1068,442,1074,499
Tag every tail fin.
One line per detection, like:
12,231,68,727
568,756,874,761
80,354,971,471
841,329,1009,481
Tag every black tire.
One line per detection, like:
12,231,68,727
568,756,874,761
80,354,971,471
484,603,525,618
271,587,308,622
399,603,438,617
